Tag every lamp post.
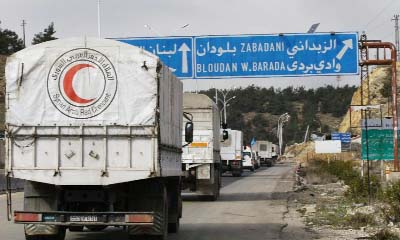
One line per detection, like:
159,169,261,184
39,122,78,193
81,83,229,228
277,113,290,155
214,89,236,127
97,0,101,37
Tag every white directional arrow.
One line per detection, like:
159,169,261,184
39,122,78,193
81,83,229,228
178,43,191,74
336,39,353,60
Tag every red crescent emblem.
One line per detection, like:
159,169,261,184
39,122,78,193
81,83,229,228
63,64,95,104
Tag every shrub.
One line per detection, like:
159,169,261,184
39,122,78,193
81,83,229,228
371,228,400,240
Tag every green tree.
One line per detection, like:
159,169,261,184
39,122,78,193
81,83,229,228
32,22,57,45
0,28,24,54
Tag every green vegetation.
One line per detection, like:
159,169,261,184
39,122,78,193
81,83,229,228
32,22,57,45
200,85,357,144
307,160,382,202
381,181,400,223
0,28,24,54
303,159,400,238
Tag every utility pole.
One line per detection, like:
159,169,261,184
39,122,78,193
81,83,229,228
97,0,101,38
393,14,400,60
214,89,236,128
278,113,290,155
21,19,26,48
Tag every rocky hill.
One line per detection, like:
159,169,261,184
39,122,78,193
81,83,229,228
339,64,400,134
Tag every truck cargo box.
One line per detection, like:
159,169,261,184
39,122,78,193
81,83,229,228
182,93,220,164
220,129,242,161
5,38,183,185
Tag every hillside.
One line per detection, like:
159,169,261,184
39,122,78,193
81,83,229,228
199,85,357,145
339,64,400,134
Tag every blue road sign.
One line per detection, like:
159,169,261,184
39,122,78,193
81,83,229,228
117,37,193,78
115,32,358,79
194,33,358,78
332,132,351,143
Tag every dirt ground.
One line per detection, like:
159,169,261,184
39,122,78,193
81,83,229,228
288,162,400,240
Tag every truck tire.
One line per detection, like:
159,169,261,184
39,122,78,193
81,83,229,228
168,218,180,233
128,179,168,240
85,225,107,231
232,170,242,177
167,177,181,233
216,168,221,199
68,226,84,232
24,181,65,240
250,167,255,172
207,168,220,201
25,226,66,240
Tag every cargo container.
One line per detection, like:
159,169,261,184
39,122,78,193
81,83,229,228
5,38,192,240
254,141,274,167
181,93,221,200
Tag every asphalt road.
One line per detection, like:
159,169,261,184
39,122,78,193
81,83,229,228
0,161,310,240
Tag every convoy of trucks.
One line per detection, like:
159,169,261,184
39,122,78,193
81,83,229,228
3,38,280,240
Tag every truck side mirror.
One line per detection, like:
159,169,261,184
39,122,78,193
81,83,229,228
185,122,194,143
222,130,228,140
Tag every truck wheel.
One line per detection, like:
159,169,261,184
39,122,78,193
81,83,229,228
208,169,220,201
25,227,66,240
250,167,255,172
216,168,221,198
232,171,242,177
128,180,168,240
168,218,180,233
85,225,107,231
69,226,84,232
24,181,65,240
167,178,181,233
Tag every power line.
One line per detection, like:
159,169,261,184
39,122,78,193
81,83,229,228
364,0,397,30
367,18,391,33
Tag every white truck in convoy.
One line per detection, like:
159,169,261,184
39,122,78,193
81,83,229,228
242,146,255,172
4,38,193,240
181,93,221,200
220,129,243,177
254,141,274,167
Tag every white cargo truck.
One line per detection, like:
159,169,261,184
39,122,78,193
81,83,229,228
181,93,221,200
254,140,273,167
220,129,243,177
5,38,193,240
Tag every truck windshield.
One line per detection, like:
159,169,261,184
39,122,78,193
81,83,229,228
243,152,251,157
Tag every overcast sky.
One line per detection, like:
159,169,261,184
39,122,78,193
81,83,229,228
1,0,399,91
